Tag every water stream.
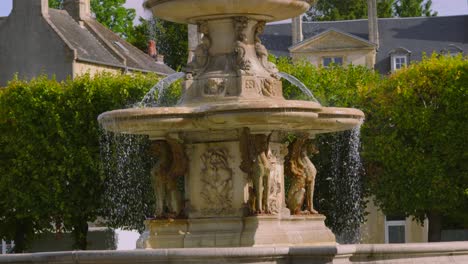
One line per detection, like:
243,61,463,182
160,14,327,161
139,72,185,107
278,72,319,103
323,125,365,244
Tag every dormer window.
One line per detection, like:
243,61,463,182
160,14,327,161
389,47,411,72
441,44,463,57
322,56,343,67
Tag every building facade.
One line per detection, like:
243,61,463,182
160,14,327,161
262,14,467,74
0,0,174,86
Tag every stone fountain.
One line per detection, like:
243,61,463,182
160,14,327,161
2,1,468,263
98,0,364,249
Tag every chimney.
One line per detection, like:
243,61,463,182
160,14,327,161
63,0,91,21
13,0,49,16
156,55,165,64
148,40,158,58
291,15,303,45
367,0,379,48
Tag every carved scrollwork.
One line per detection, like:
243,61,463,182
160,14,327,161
240,128,272,214
186,21,210,77
200,148,233,214
284,134,319,215
149,139,188,218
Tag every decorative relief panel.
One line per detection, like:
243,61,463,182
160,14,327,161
200,148,234,214
267,148,282,214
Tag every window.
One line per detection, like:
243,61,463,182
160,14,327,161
1,240,14,254
441,44,463,57
323,56,343,67
385,215,406,243
388,47,411,72
393,56,407,70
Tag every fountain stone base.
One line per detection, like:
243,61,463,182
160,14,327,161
137,215,335,249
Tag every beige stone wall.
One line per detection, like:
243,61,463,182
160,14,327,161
73,61,121,77
291,49,375,68
290,31,376,69
360,198,428,244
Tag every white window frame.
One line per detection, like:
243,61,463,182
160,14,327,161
392,55,407,71
322,56,344,67
384,217,406,244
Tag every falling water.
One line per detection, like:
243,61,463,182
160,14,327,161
278,72,319,103
100,130,155,232
138,72,185,107
324,125,365,244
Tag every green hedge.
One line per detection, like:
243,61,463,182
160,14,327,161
0,73,159,251
361,54,468,239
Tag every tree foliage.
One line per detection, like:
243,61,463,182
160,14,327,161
304,0,436,21
48,0,136,38
362,54,467,240
129,17,188,70
0,73,159,251
394,0,437,17
91,0,136,38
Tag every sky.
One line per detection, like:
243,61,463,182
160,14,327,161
1,0,467,19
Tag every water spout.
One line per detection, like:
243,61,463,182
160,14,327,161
278,72,319,103
139,72,185,107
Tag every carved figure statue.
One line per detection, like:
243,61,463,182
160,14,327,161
254,21,279,77
186,21,210,76
149,139,188,218
240,128,272,214
285,135,319,215
234,17,253,75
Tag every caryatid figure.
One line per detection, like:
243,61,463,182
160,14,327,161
149,139,187,218
285,135,319,215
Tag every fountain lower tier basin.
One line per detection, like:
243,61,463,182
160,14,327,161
2,242,468,264
98,100,364,140
144,0,312,23
137,215,335,249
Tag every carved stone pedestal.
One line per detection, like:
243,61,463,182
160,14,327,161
137,215,335,249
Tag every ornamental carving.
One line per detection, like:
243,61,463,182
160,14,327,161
234,17,253,76
284,135,319,215
204,78,226,95
239,128,272,214
149,139,188,218
254,21,279,78
200,148,234,214
267,149,281,214
186,21,210,76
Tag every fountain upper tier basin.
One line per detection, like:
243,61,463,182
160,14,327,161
144,0,313,23
98,100,364,140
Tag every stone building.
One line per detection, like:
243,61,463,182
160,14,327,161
262,10,467,74
0,0,174,86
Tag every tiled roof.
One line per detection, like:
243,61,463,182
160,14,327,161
85,19,175,75
262,15,468,74
48,9,175,75
0,17,7,27
49,9,123,67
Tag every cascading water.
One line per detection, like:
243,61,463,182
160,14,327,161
99,130,154,232
314,125,365,244
139,72,185,107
